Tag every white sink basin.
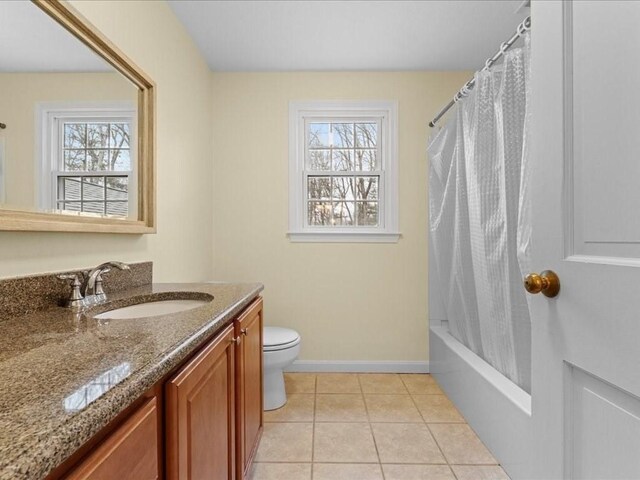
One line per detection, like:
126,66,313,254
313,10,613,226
93,299,210,320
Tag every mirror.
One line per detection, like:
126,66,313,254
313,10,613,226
0,1,155,233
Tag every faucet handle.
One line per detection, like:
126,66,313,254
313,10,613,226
57,273,85,308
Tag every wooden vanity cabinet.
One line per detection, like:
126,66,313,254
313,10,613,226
165,323,236,480
55,297,263,480
234,298,264,479
65,397,159,480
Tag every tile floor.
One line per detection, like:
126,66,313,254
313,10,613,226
249,373,510,480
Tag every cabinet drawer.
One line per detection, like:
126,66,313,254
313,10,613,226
65,397,159,480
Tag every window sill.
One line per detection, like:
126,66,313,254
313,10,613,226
287,231,401,243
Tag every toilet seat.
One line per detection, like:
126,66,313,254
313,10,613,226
264,326,301,352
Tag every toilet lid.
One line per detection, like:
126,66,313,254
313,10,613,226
264,326,300,350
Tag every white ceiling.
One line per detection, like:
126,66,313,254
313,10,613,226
0,1,112,73
168,0,528,72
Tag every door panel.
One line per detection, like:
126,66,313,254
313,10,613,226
567,366,640,480
531,1,640,478
570,1,640,259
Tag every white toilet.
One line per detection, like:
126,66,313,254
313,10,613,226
263,326,301,411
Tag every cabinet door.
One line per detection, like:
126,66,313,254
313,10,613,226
235,297,264,479
65,397,159,480
166,324,236,480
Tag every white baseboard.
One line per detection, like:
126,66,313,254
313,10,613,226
285,360,429,374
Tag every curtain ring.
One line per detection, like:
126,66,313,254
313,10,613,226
517,23,526,36
500,42,510,55
483,58,493,71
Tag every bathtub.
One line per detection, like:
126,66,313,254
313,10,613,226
430,321,532,479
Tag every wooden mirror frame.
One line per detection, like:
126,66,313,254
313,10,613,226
0,0,156,234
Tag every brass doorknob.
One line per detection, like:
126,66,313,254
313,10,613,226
524,270,560,298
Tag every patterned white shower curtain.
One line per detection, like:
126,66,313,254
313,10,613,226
428,34,532,393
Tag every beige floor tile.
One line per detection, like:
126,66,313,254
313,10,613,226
451,465,511,480
254,423,313,462
382,464,456,480
371,423,446,464
315,394,368,422
413,395,465,423
313,423,379,463
316,373,362,394
358,374,408,394
284,373,316,394
248,462,311,480
400,374,444,394
313,463,383,480
264,394,315,422
429,424,497,465
365,394,423,422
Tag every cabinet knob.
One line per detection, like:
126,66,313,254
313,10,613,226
241,328,248,336
230,337,241,345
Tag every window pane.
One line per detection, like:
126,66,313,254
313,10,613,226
355,149,377,171
355,176,378,200
308,201,332,225
332,177,354,201
59,177,81,201
106,177,128,200
355,123,377,148
86,149,109,171
64,150,86,171
87,123,109,148
357,201,378,226
332,149,353,171
82,201,105,214
332,123,354,148
332,201,355,225
60,201,81,212
109,123,130,149
82,176,105,200
308,149,331,170
308,177,331,199
106,201,128,216
309,123,330,147
64,124,86,148
110,149,131,171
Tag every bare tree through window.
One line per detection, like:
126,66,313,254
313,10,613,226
58,122,131,216
307,122,379,227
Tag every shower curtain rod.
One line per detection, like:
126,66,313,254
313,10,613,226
429,16,531,128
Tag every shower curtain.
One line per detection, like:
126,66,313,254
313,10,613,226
428,35,532,393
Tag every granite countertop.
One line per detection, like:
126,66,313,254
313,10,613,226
0,282,263,480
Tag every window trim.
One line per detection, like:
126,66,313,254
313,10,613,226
288,100,400,243
36,101,137,218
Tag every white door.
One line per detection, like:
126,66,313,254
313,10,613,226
531,1,640,479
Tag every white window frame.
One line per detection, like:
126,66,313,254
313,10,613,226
35,101,137,218
288,100,399,243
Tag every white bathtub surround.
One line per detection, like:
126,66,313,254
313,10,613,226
430,323,531,479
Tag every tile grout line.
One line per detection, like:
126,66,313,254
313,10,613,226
405,379,457,478
358,373,387,480
310,374,317,480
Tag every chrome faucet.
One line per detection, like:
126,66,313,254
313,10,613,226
58,261,130,308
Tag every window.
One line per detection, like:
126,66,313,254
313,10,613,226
289,101,399,242
37,102,136,218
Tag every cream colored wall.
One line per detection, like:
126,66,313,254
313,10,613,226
211,72,469,362
0,72,136,209
0,1,213,282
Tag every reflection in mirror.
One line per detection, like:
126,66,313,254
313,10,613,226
0,1,139,219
